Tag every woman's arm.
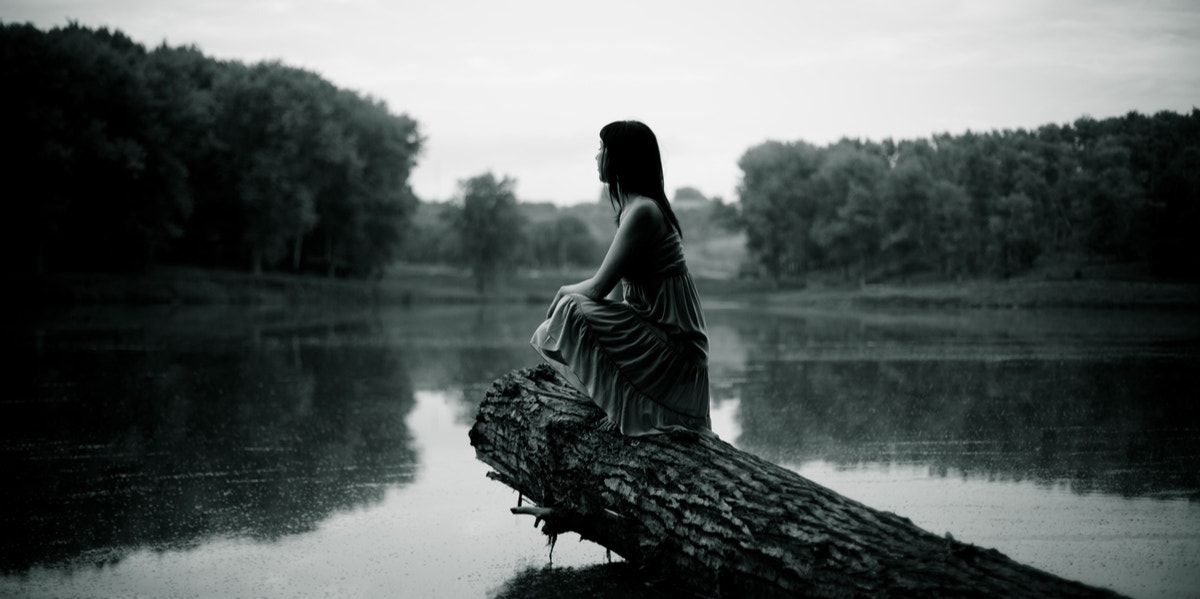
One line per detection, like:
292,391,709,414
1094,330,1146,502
546,200,661,317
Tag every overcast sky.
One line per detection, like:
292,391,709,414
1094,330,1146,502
6,0,1199,204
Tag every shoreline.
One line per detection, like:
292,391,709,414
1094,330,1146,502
23,266,1200,313
718,279,1200,312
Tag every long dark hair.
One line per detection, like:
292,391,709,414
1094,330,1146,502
599,120,682,237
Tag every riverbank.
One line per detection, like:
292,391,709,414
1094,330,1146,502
23,265,1200,312
729,279,1200,311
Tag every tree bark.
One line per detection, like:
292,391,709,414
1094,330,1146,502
469,365,1123,598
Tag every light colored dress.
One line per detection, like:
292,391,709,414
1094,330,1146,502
530,220,711,436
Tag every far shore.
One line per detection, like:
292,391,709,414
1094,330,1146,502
22,264,1200,313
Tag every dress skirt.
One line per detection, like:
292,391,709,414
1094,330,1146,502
530,274,711,436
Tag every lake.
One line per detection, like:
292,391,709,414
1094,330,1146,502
2,302,1198,598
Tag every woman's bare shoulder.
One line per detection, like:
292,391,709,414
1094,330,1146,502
621,196,666,229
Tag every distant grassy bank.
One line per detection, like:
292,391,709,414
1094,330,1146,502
25,264,1199,312
25,265,568,309
28,267,388,307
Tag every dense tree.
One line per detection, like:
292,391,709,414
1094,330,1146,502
926,180,974,277
737,141,822,282
736,110,1200,282
3,23,168,272
987,192,1041,277
1144,113,1200,277
808,145,887,283
708,198,742,233
1074,138,1146,261
448,173,526,292
140,44,221,267
527,214,602,270
304,87,421,278
1,22,421,278
880,160,934,275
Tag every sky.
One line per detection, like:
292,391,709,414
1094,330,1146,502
5,0,1199,204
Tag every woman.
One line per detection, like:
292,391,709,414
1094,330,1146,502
531,120,711,436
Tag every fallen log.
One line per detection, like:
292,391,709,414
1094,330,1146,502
469,365,1123,598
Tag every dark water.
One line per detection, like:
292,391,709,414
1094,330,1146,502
2,304,1197,598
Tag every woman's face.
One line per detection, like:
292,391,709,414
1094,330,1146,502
596,143,608,183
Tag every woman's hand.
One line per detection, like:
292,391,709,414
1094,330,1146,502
547,280,594,319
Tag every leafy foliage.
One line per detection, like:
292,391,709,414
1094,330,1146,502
737,141,822,281
526,214,603,270
446,173,526,292
401,197,607,279
736,111,1200,282
2,22,421,277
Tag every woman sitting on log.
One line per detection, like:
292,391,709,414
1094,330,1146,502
531,120,711,436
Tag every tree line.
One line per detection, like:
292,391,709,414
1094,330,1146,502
737,110,1200,283
3,22,421,278
402,173,609,291
404,173,753,292
8,22,1195,286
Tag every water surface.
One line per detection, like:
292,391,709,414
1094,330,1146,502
2,303,1197,597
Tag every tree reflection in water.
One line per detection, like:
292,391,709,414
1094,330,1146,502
2,310,418,572
2,304,1195,598
726,310,1200,500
